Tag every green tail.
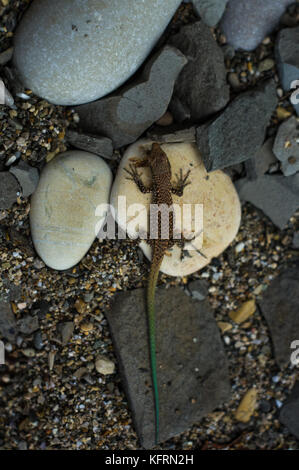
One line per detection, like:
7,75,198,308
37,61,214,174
147,257,163,445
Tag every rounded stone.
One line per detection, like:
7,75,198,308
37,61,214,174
110,140,241,277
13,0,181,106
30,150,112,270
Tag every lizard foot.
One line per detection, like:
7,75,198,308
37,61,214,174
172,168,191,196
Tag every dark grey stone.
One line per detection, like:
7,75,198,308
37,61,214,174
187,279,208,301
273,116,299,176
147,126,196,144
245,138,277,180
191,0,229,27
17,315,39,335
221,0,294,51
293,231,299,248
106,286,231,448
0,300,17,343
9,160,39,198
32,300,50,320
0,172,20,209
76,46,187,148
235,173,299,229
0,47,13,66
259,268,299,368
33,331,44,350
196,80,278,172
66,130,114,160
280,381,299,438
58,321,74,346
169,21,229,122
276,26,299,116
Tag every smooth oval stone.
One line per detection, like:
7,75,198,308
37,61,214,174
110,139,241,277
30,151,112,270
13,0,181,106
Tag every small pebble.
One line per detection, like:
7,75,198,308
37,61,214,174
95,356,115,375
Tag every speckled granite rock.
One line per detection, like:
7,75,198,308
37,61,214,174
196,80,278,172
76,46,187,148
106,287,231,448
30,151,112,270
169,21,229,122
13,0,181,105
276,26,299,116
221,0,294,51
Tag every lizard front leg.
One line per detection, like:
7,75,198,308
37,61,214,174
124,164,153,194
171,168,191,197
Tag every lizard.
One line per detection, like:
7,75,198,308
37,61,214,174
124,142,191,445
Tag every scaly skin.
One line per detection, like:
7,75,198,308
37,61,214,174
124,143,191,445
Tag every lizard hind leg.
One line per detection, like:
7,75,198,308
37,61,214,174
174,230,207,261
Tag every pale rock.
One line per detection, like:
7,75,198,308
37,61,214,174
13,0,182,106
229,299,256,324
30,150,112,270
235,388,258,423
110,140,241,276
95,355,115,375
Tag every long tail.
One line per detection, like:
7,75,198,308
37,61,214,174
147,255,163,445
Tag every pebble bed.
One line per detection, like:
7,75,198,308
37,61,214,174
0,0,299,450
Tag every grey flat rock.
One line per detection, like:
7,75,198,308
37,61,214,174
273,117,299,176
245,138,277,180
0,172,20,209
236,174,299,229
9,160,39,197
221,0,294,51
76,46,187,148
196,80,278,172
192,0,229,27
169,21,229,122
259,267,299,368
276,26,299,115
280,381,299,439
66,130,114,160
106,286,231,448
